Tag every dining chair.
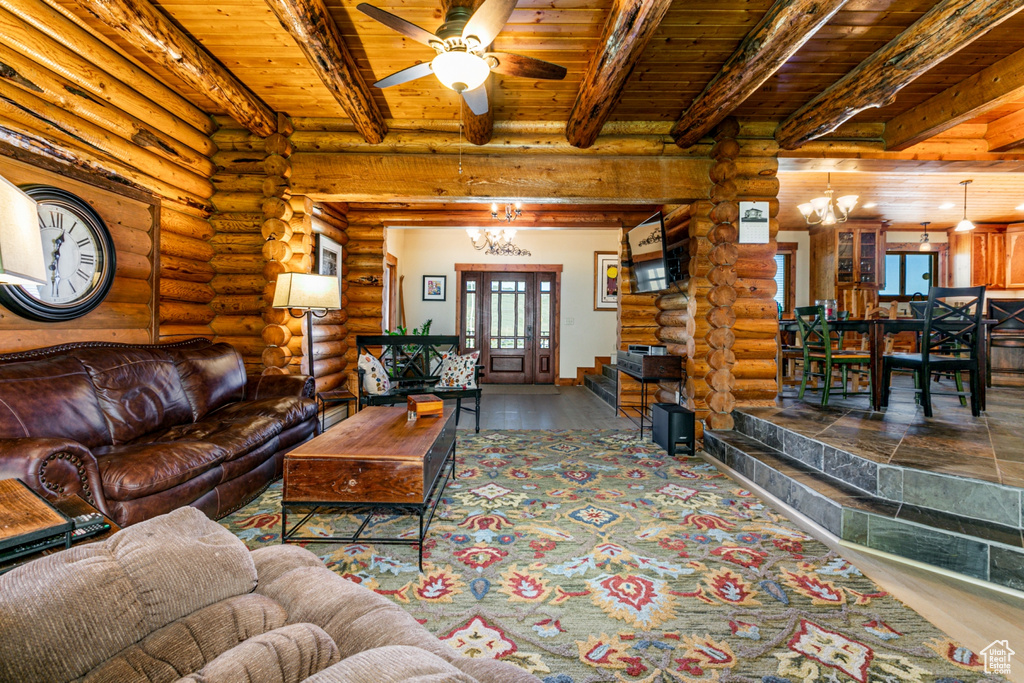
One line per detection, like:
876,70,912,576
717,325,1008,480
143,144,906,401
795,305,871,406
881,285,986,417
850,304,897,392
985,299,1024,387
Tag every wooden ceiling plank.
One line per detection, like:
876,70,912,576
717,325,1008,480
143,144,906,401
670,0,848,148
262,0,387,143
986,109,1024,152
73,0,277,136
775,0,1024,150
565,0,674,149
884,46,1024,151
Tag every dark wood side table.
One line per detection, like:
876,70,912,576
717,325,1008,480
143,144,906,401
317,389,358,432
0,483,119,575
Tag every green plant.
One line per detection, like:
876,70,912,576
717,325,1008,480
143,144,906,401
388,319,432,337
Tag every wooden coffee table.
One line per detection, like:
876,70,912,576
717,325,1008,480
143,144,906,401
282,406,456,570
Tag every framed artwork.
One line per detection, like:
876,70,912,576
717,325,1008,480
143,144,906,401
423,275,447,301
315,234,342,279
594,251,619,310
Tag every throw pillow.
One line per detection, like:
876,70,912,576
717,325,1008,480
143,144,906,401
437,350,480,389
357,354,391,395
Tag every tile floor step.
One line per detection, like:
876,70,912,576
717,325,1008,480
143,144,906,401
583,373,616,409
730,408,1024,532
704,429,1024,591
602,363,617,381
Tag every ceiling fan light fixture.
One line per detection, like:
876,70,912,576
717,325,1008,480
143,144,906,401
431,50,490,93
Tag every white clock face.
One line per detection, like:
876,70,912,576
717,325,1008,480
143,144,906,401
27,205,103,306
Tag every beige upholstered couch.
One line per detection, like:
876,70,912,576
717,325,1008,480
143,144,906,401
0,508,539,683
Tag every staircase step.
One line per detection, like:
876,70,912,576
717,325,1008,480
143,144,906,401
584,372,616,409
602,363,617,381
704,429,1024,591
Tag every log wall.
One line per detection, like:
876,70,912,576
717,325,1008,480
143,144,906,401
656,119,779,437
344,209,389,394
0,0,216,351
617,230,660,410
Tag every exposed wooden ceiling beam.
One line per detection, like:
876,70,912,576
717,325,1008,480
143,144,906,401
884,47,1024,151
775,0,1024,150
73,0,277,137
565,0,673,149
986,110,1024,152
670,0,848,149
264,0,387,144
347,208,656,228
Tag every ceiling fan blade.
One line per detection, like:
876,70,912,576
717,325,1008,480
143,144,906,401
374,62,434,88
461,84,489,116
486,52,567,80
462,0,517,48
357,3,440,48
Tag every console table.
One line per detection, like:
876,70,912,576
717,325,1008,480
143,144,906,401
282,406,456,571
615,350,683,435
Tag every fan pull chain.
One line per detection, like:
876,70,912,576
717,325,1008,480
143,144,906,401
458,97,464,175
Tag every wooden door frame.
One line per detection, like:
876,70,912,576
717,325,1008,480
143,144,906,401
385,252,398,330
455,263,563,382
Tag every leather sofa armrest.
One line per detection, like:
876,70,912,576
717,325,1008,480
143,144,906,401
245,374,315,401
0,438,108,515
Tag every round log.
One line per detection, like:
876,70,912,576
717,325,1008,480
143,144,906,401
263,175,291,199
159,324,213,339
264,153,292,178
707,266,738,287
709,160,737,184
732,318,780,339
705,410,734,431
211,315,265,337
212,214,262,233
161,232,214,262
707,285,737,307
160,301,214,325
161,255,214,283
732,298,779,319
212,192,264,214
159,279,215,303
210,233,265,254
264,133,294,157
710,138,740,161
312,218,346,245
733,379,778,400
213,174,265,193
263,260,288,281
735,278,778,298
210,295,265,315
311,324,347,341
709,224,738,244
262,218,293,242
709,243,738,266
707,369,735,392
261,323,292,347
656,291,688,311
732,338,778,358
707,327,735,349
709,201,738,225
312,355,347,377
262,196,293,221
212,336,266,357
344,227,384,241
162,209,213,241
212,274,267,295
262,307,290,325
707,390,736,414
733,360,777,379
734,258,778,279
262,345,292,369
708,347,737,369
706,306,736,328
655,309,689,327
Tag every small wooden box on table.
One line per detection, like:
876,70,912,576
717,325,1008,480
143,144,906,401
282,406,456,570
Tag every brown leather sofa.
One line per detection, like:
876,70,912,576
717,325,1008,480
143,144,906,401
0,339,317,526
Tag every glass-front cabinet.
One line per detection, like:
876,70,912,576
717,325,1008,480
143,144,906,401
810,220,887,317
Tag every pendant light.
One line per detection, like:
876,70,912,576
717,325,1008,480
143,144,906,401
918,222,932,251
954,180,975,232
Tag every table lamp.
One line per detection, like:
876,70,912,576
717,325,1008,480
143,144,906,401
272,272,342,379
0,176,47,286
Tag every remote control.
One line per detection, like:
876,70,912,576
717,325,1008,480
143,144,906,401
72,512,105,529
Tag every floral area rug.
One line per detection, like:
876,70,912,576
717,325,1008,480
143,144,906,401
220,430,1005,683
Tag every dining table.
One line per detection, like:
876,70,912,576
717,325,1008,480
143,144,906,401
777,318,993,412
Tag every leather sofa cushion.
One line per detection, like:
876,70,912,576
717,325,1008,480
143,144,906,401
72,348,194,444
134,416,283,462
0,508,255,683
211,396,317,430
83,593,287,683
0,356,110,448
166,343,247,422
95,441,228,501
176,623,340,683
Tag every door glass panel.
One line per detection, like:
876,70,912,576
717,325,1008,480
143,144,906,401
491,294,499,336
490,338,498,348
465,292,476,334
540,281,551,292
500,338,514,348
540,293,550,336
540,339,550,348
516,294,526,336
466,280,476,292
517,281,526,292
501,281,515,292
517,339,525,348
491,281,499,291
467,337,475,349
500,294,515,337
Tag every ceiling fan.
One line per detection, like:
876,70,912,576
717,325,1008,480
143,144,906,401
356,0,567,115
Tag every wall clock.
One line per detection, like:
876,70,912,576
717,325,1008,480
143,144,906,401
0,185,116,322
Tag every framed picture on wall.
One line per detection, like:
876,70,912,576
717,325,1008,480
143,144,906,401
423,275,446,301
315,234,343,280
594,251,619,310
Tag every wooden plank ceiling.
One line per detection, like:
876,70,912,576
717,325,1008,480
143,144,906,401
52,0,1024,128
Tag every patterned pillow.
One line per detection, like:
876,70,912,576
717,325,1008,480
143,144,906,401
437,350,480,389
357,353,391,395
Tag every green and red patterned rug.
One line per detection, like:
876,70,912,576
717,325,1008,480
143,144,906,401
220,430,1005,682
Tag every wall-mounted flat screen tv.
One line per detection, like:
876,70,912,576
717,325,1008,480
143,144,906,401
627,212,668,293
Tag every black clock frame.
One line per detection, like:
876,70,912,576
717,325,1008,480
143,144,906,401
0,185,117,322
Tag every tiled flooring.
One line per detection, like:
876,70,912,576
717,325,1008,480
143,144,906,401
749,378,1024,488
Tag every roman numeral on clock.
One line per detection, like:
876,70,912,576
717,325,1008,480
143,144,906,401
75,268,89,281
49,212,62,228
76,238,89,248
80,253,95,266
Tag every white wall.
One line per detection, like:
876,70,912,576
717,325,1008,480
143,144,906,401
387,228,620,380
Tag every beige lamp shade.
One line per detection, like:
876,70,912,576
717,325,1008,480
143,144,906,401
272,272,342,310
0,176,46,287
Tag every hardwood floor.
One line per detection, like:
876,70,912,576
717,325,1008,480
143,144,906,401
458,385,636,431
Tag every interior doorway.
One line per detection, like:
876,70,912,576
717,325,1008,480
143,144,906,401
456,265,561,384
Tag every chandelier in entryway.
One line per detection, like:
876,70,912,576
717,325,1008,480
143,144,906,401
466,202,531,256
